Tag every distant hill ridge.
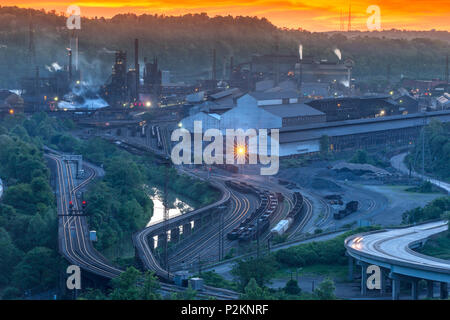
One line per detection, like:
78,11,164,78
0,6,449,88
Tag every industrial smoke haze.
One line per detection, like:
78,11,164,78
334,48,342,61
99,47,116,54
52,62,62,71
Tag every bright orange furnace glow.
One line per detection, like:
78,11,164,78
3,1,450,31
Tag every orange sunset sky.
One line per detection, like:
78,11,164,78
2,1,450,31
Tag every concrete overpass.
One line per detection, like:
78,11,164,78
345,221,450,300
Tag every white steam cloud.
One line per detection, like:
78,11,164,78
334,48,342,61
52,62,62,71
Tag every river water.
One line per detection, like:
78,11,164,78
146,188,194,248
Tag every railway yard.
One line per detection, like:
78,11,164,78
70,121,447,294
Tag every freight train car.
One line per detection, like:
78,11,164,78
238,216,271,242
333,201,359,219
270,192,304,236
227,190,278,241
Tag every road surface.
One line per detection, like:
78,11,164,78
391,153,450,193
346,221,450,282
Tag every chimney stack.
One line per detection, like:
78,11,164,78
446,54,449,85
135,39,139,101
212,48,217,81
68,49,73,83
230,56,234,80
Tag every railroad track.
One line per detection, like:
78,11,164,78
314,196,332,229
133,178,231,279
287,193,314,239
169,189,252,267
49,151,238,299
47,153,122,279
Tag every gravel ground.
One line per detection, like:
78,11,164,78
278,160,445,229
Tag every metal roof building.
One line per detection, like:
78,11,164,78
278,110,450,156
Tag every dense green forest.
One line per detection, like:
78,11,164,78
406,120,450,181
0,7,449,88
0,114,62,299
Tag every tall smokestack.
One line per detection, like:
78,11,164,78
446,54,449,85
135,38,139,101
75,35,79,71
68,49,73,83
230,56,234,80
222,56,227,79
275,37,280,85
387,64,391,83
212,48,216,81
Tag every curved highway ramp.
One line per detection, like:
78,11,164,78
346,221,450,299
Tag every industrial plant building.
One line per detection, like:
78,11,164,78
306,96,404,122
0,90,24,117
278,110,450,156
176,87,450,157
179,91,326,132
101,39,162,108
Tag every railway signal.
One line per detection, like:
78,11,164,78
59,200,89,216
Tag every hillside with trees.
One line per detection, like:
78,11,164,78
0,114,62,299
405,120,450,181
0,7,449,88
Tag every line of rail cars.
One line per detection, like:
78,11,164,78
226,181,280,242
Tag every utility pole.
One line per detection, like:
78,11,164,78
218,208,224,261
422,116,426,180
256,218,260,258
162,157,170,277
